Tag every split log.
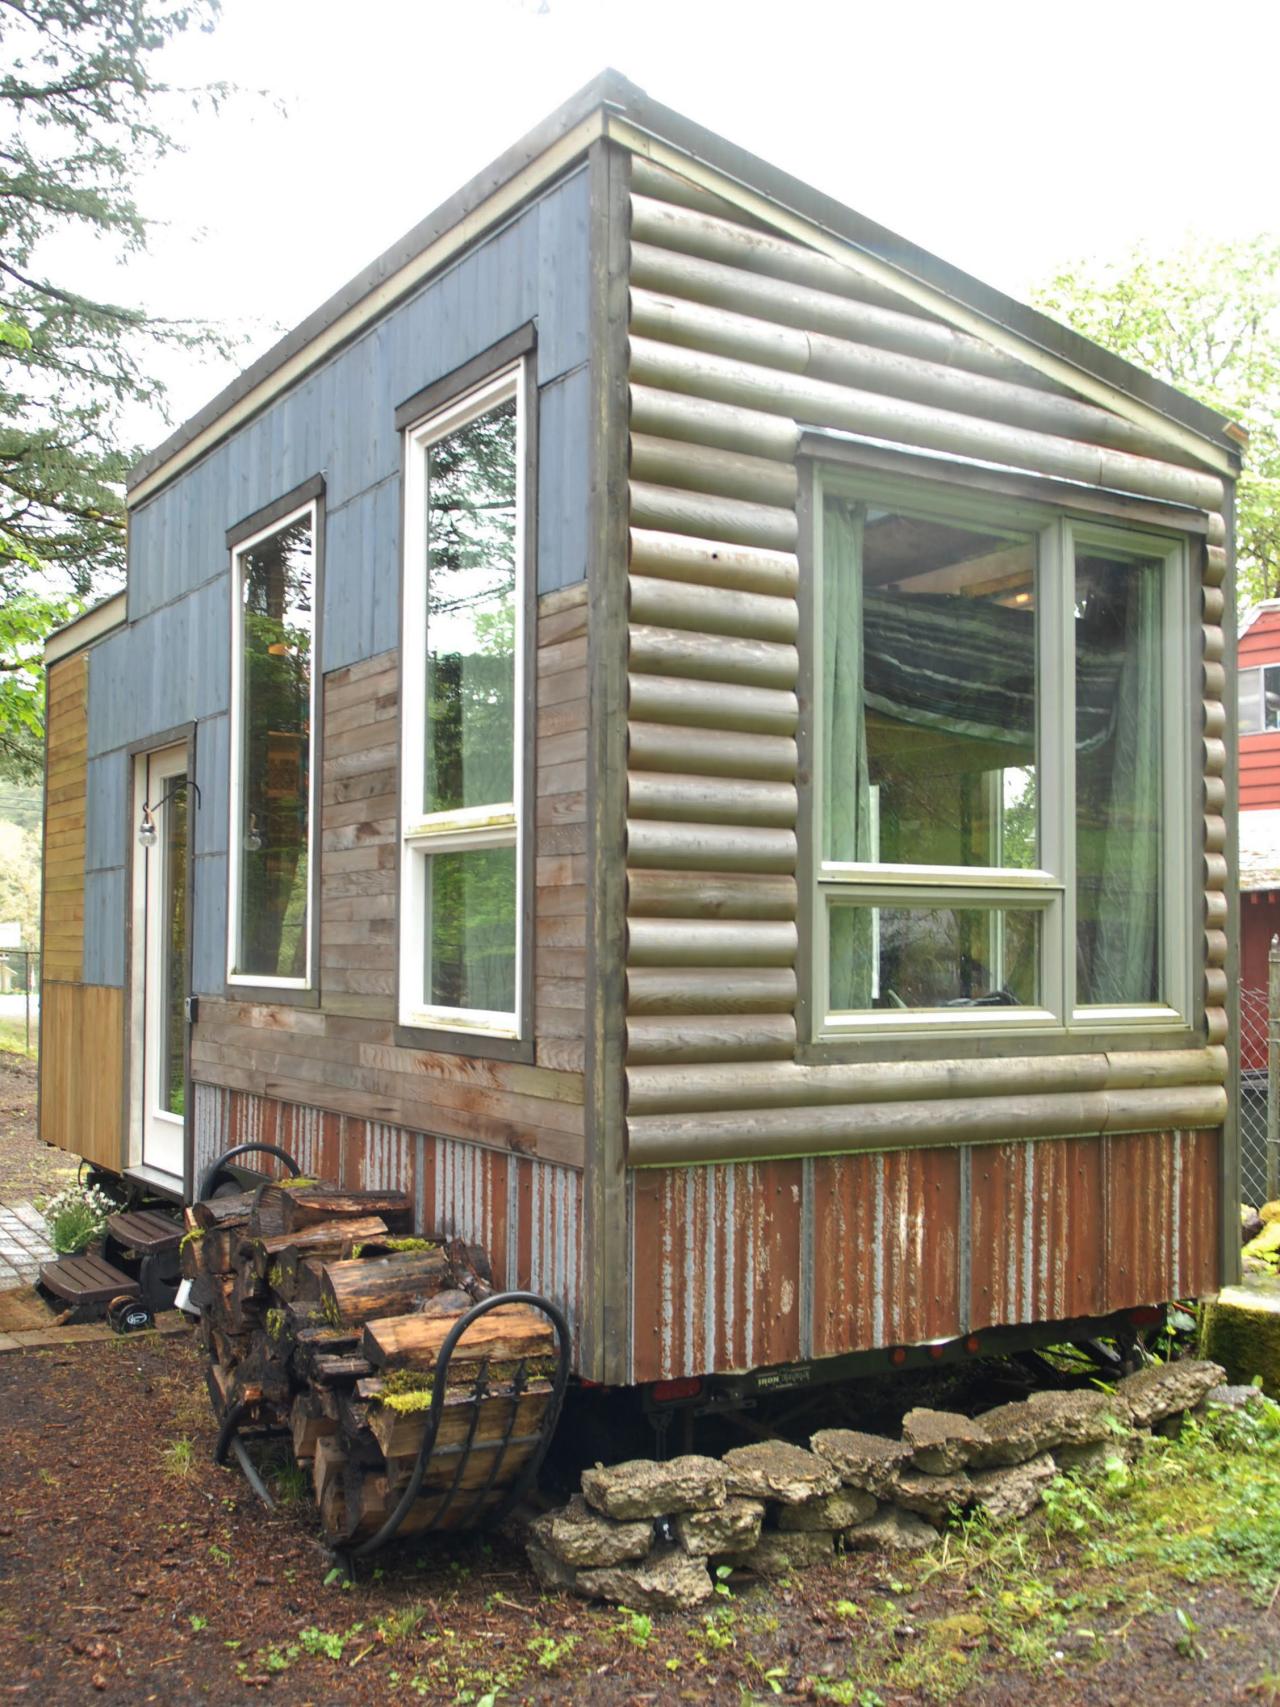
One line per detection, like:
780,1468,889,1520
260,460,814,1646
248,1215,390,1281
319,1248,451,1327
367,1384,552,1459
362,1303,556,1372
291,1392,336,1461
312,1353,374,1385
191,1190,257,1230
276,1188,414,1235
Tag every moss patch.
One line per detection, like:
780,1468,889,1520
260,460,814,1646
352,1236,437,1259
178,1227,203,1254
1202,1282,1280,1396
278,1176,319,1190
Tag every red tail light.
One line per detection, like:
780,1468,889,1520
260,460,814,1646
650,1376,703,1404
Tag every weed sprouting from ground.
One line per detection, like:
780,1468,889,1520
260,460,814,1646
805,1397,1280,1704
163,1437,194,1477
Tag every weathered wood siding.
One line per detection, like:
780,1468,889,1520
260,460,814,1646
40,654,126,1167
39,982,124,1171
42,655,88,982
188,584,590,1164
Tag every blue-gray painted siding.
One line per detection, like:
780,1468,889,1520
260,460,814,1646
83,868,125,987
87,575,229,758
85,749,127,875
194,714,229,859
537,364,590,594
86,163,593,1007
127,166,591,637
192,852,228,997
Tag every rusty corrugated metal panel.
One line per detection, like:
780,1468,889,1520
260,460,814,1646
1105,1129,1221,1308
969,1136,1106,1330
629,1160,803,1382
422,1139,510,1280
811,1149,961,1356
512,1159,582,1351
1177,1128,1222,1296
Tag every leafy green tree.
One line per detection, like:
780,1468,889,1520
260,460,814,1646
1033,236,1280,609
0,0,231,778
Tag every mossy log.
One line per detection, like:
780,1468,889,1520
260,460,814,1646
1201,1283,1280,1396
277,1187,414,1235
320,1248,451,1326
248,1215,390,1281
362,1303,557,1371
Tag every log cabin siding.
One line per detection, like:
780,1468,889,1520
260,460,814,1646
620,156,1230,1165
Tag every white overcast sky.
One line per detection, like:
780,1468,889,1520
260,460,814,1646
101,0,1280,446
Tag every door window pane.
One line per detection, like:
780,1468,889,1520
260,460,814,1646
235,515,313,979
426,846,516,1014
425,398,517,815
161,775,187,1117
1075,546,1162,1005
828,902,1040,1011
823,499,1037,871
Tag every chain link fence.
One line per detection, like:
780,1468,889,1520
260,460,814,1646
1240,981,1271,1207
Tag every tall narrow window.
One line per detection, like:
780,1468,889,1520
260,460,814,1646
229,506,316,986
400,364,524,1035
1074,542,1163,1006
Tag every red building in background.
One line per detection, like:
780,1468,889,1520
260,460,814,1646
1239,602,1280,1067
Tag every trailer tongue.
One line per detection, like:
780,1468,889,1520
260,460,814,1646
188,1145,570,1563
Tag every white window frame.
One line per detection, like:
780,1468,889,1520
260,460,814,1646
226,499,319,991
398,361,527,1039
811,469,1192,1042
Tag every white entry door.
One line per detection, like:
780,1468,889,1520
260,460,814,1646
138,744,189,1181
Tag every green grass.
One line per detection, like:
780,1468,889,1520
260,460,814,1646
806,1398,1280,1703
0,1014,37,1057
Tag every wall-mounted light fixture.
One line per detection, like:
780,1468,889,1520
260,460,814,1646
138,777,202,848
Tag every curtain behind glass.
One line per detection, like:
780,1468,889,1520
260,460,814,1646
823,499,874,1009
1076,559,1161,1004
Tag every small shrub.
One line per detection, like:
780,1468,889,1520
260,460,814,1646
40,1183,116,1254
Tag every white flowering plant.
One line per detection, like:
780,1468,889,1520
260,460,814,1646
40,1183,118,1255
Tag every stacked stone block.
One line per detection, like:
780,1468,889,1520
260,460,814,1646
526,1360,1232,1609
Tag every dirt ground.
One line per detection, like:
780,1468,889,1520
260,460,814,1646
3,1063,1279,1704
0,1048,73,1200
0,1332,1278,1707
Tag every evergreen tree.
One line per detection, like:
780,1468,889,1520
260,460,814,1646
0,0,231,777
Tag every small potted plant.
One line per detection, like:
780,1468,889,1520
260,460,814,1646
40,1183,118,1256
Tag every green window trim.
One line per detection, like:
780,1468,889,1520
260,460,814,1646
808,467,1193,1044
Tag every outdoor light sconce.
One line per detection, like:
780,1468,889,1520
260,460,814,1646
137,777,202,848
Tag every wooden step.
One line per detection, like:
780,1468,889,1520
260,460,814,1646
40,1253,142,1306
107,1208,183,1256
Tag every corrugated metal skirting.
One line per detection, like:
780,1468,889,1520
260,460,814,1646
627,1129,1219,1383
191,1084,582,1349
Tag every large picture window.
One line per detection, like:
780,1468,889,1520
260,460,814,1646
399,363,525,1036
228,502,317,987
812,473,1189,1037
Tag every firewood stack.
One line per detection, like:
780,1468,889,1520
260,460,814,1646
181,1177,558,1545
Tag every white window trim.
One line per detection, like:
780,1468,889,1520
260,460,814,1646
226,499,319,990
398,361,526,1039
810,470,1193,1042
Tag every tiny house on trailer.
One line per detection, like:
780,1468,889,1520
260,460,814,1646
39,72,1241,1395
